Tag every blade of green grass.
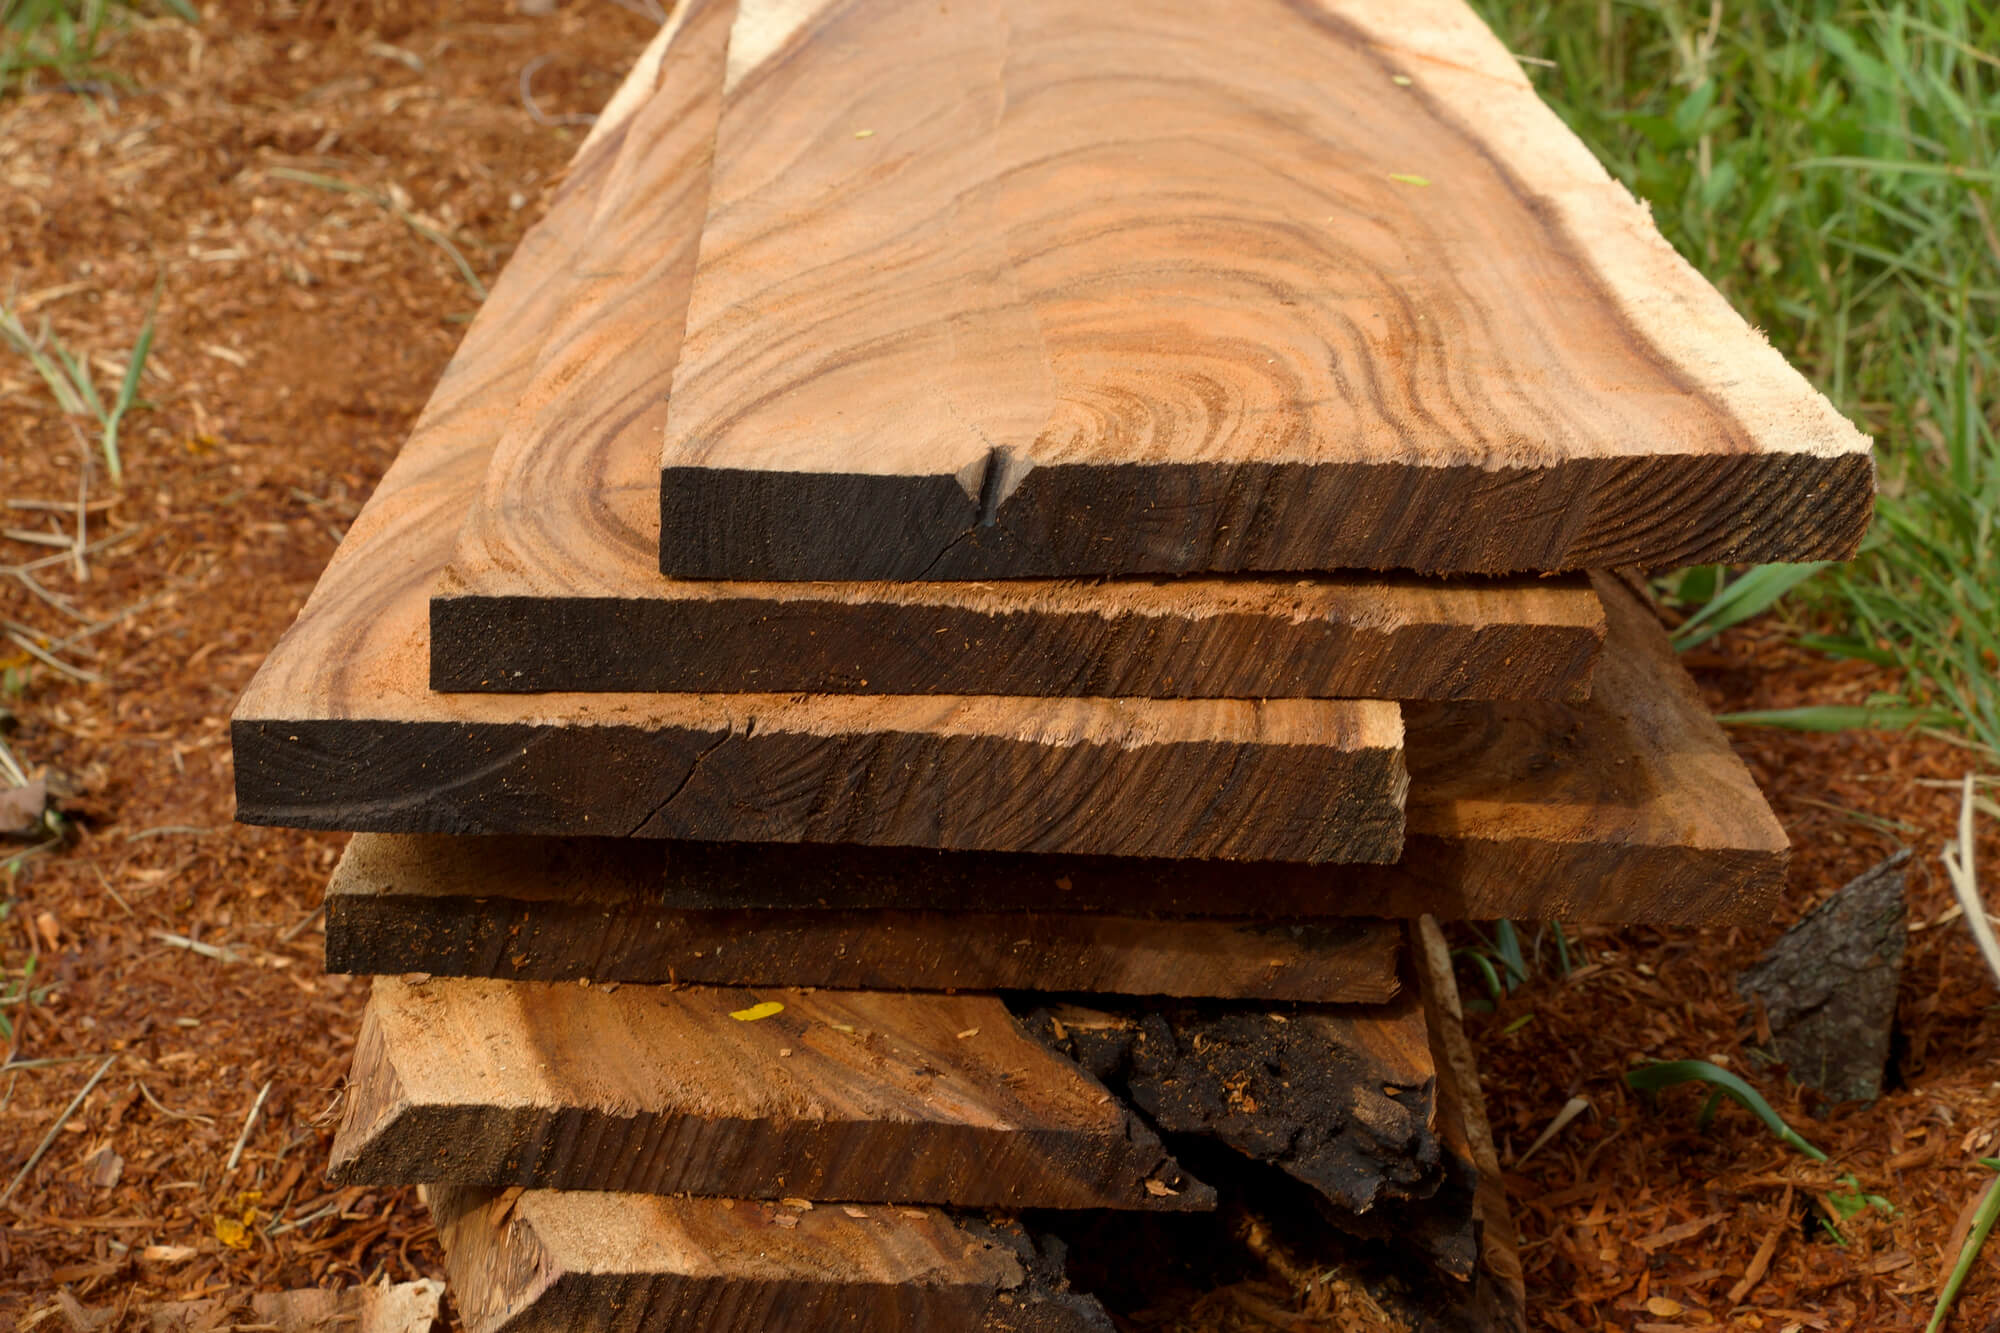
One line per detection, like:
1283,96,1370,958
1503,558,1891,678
1718,705,1952,732
1927,1162,2000,1333
1474,0,2000,753
265,166,488,300
99,276,160,486
1672,562,1832,650
1625,1059,1829,1162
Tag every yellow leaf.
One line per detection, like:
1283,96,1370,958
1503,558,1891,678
213,1215,251,1249
730,1000,785,1022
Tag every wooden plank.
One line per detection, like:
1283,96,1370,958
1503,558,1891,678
235,693,1404,860
428,1188,1113,1333
226,5,1408,863
330,977,1214,1210
431,572,1605,700
653,0,1871,581
348,574,1784,924
323,833,1404,1002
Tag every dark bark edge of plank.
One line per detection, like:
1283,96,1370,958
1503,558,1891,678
323,885,1406,1003
231,718,1406,863
331,833,1780,928
657,452,1874,581
427,589,1603,700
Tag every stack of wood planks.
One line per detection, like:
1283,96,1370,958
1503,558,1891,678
231,0,1873,1327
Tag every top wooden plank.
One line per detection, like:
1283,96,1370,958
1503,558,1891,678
654,0,1871,580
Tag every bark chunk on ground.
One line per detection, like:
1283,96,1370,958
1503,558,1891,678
1739,850,1909,1103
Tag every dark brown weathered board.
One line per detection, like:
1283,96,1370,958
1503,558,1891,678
331,977,1212,1210
429,1188,1113,1333
235,695,1405,860
654,0,1870,581
226,0,1407,865
336,575,1785,924
323,834,1403,1002
430,572,1605,701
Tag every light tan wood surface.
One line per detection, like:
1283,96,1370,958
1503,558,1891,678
429,1188,1112,1332
332,977,1213,1210
653,0,1871,580
434,0,1606,702
228,14,1409,863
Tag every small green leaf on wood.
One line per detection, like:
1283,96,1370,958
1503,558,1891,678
1389,172,1431,186
729,1000,785,1022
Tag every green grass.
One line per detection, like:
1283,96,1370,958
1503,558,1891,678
1,0,196,98
1475,0,2000,753
0,287,159,486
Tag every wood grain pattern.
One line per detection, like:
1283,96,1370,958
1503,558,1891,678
323,833,1403,1002
434,0,1603,703
654,0,1871,581
429,1188,1113,1333
235,696,1405,860
331,977,1213,1210
227,9,1408,863
433,572,1605,700
355,575,1785,924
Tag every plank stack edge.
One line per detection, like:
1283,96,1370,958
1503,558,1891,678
230,1,1871,1328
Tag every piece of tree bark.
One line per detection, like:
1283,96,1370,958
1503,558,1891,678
1020,990,1441,1221
331,977,1212,1210
1738,851,1909,1103
324,833,1403,1002
428,1188,1112,1333
655,0,1869,581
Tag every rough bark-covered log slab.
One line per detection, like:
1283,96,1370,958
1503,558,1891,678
332,977,1212,1210
1021,991,1441,1221
324,834,1403,1002
654,0,1869,580
428,1188,1113,1333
